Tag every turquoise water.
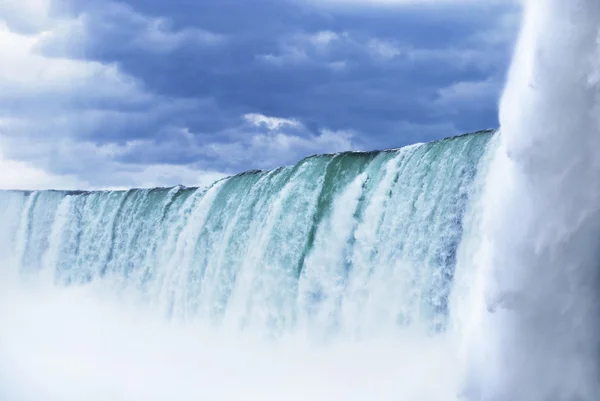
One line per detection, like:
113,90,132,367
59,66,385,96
0,130,493,339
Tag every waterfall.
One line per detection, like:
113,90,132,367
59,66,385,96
0,130,493,401
3,2,599,400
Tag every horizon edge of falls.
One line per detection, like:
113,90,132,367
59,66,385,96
0,128,497,194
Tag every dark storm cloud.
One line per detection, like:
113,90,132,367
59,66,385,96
65,0,515,141
1,0,519,187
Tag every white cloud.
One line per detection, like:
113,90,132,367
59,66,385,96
0,23,150,103
0,108,356,189
205,132,351,169
92,2,225,53
24,2,225,60
0,149,89,190
307,31,341,47
0,18,162,146
256,30,353,67
243,113,300,130
0,3,226,190
209,114,357,168
367,39,401,59
97,113,357,172
132,20,223,53
0,133,226,190
0,0,511,191
249,129,355,161
256,31,366,67
0,0,57,33
257,28,499,70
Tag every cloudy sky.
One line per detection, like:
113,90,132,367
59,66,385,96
0,0,519,190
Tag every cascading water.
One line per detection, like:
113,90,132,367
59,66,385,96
3,1,600,399
0,130,494,401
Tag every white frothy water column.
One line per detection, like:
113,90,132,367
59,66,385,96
461,1,600,399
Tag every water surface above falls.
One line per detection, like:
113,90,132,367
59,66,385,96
0,129,494,340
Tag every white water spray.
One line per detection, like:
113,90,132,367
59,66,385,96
0,134,490,401
462,0,600,399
